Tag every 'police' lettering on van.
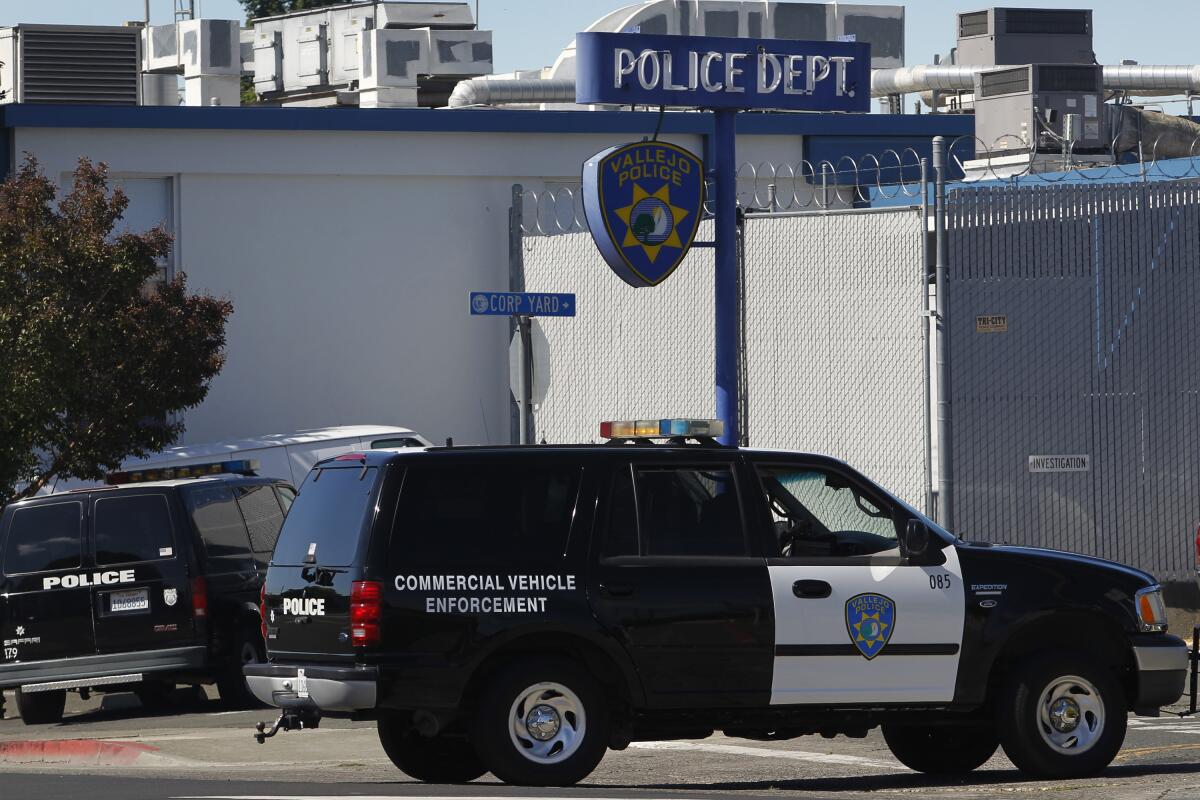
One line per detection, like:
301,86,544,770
42,569,136,591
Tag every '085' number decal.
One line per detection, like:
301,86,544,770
929,573,953,590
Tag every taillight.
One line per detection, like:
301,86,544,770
1194,524,1200,567
259,583,268,644
191,576,208,619
350,580,383,648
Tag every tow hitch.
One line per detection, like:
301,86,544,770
254,708,321,744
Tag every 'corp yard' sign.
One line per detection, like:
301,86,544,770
575,31,870,112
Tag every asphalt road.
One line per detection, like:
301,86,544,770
3,689,1200,800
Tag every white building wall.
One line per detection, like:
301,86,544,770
15,125,732,446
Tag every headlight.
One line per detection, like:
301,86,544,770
1134,585,1168,632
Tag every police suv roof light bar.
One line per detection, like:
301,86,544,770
106,459,261,485
599,418,726,445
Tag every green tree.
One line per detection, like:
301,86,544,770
240,0,343,21
0,156,233,504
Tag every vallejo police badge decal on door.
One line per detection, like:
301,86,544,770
845,593,895,659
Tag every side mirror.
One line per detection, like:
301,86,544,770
902,519,942,565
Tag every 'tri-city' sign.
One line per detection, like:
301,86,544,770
575,31,871,112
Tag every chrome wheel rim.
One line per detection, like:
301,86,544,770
508,682,585,764
1036,674,1105,754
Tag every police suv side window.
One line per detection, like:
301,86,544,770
2,502,82,574
94,495,175,565
632,466,746,557
756,466,899,558
235,484,286,555
183,485,254,567
390,462,581,563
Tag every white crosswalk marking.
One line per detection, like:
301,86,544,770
628,740,901,769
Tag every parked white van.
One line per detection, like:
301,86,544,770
46,425,431,493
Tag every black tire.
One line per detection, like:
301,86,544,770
881,722,999,774
998,654,1127,779
471,658,609,786
377,712,487,783
134,680,177,711
16,688,65,725
217,625,266,709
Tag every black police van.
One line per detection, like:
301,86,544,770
0,462,294,724
246,420,1191,786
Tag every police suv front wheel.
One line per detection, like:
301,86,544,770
15,688,65,725
999,654,1126,779
880,723,998,774
472,658,610,786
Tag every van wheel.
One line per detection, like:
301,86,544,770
217,626,266,709
16,688,65,725
377,713,487,783
472,658,609,786
998,654,1126,779
881,723,998,773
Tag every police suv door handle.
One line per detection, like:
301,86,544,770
792,579,832,599
599,582,636,597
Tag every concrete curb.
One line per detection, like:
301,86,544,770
0,739,165,766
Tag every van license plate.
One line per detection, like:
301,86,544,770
295,668,309,698
108,588,150,613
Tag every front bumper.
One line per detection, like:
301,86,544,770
0,646,207,690
1131,634,1190,712
244,663,378,712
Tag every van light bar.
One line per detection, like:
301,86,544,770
106,458,261,485
599,418,725,440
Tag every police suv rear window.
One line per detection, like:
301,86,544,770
390,462,581,562
2,501,82,575
272,466,379,567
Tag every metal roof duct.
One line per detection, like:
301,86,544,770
448,77,574,107
871,65,1200,98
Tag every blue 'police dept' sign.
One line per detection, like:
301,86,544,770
575,31,870,112
581,141,705,288
470,292,576,317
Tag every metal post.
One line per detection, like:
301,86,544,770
517,316,534,444
713,108,740,446
932,136,954,531
920,157,933,518
508,184,525,445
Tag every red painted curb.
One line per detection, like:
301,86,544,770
0,739,160,766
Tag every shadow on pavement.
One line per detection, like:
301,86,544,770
577,761,1200,793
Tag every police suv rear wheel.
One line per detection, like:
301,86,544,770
472,658,609,786
880,722,999,774
15,688,65,725
999,654,1126,779
377,712,487,783
217,625,266,709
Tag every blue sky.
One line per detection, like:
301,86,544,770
4,1,1197,80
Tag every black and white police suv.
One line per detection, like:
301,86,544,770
0,461,295,723
246,419,1192,786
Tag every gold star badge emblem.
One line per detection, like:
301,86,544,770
853,612,889,648
613,183,690,264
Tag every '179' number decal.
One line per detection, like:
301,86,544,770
929,574,953,590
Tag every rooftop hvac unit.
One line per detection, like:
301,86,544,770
957,8,1094,66
973,64,1105,155
0,25,141,105
251,0,491,106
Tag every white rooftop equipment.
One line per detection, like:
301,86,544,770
250,0,494,108
0,24,141,106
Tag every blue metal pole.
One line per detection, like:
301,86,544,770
712,108,739,446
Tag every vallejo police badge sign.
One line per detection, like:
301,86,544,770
582,141,704,287
845,593,895,660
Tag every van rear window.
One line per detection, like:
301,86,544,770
2,502,82,575
272,466,379,566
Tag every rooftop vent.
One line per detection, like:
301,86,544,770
956,8,1094,66
0,25,140,105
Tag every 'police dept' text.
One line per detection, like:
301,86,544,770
396,573,576,614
